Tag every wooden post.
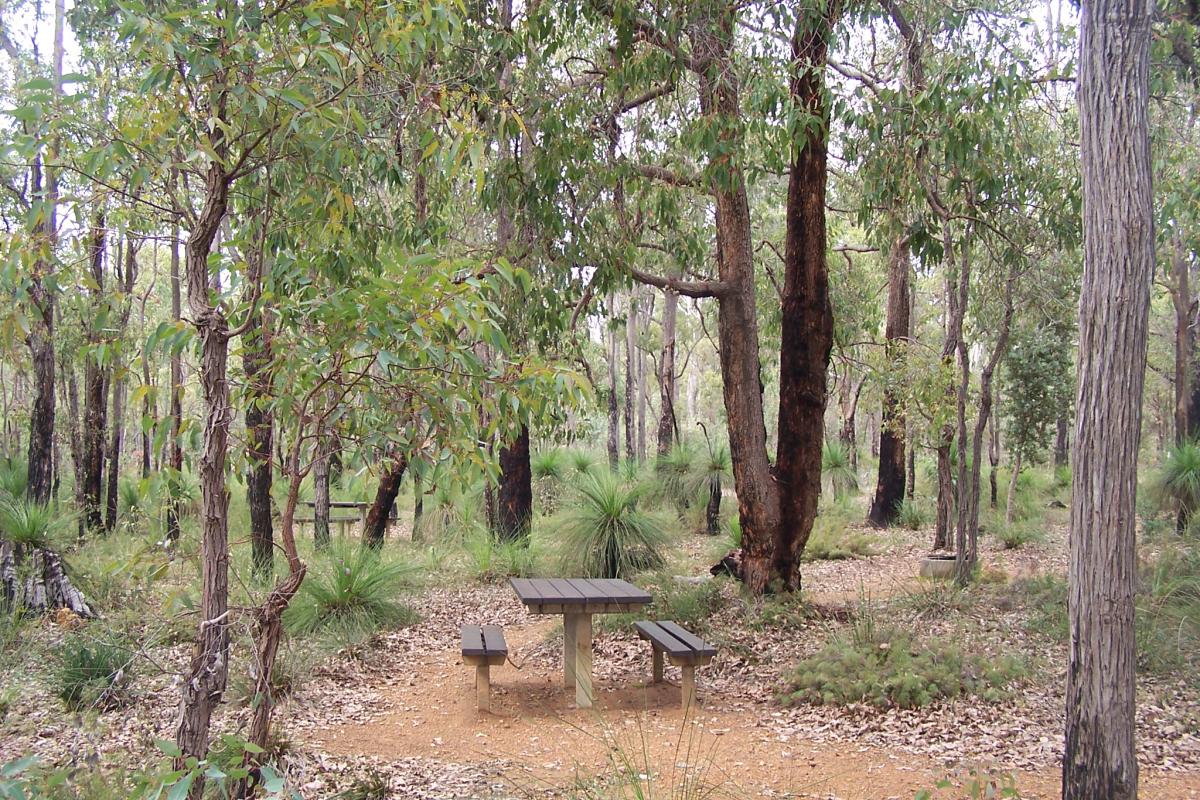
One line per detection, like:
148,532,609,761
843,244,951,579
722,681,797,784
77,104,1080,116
564,613,578,689
575,613,593,709
652,648,664,683
681,665,696,710
476,664,490,712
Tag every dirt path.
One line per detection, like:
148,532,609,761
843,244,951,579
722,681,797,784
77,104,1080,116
305,617,1199,799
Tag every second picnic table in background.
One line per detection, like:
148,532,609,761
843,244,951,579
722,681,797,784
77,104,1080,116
509,577,651,709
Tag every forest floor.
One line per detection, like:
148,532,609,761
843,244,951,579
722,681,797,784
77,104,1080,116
2,509,1199,798
281,523,1200,799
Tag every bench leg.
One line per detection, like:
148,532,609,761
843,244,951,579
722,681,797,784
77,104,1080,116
681,665,696,711
652,648,664,684
476,664,491,712
564,613,578,689
574,613,593,709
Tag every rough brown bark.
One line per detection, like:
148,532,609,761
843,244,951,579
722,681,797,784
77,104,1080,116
175,151,235,777
497,425,532,541
868,235,911,527
104,236,138,533
1063,0,1150,792
364,457,406,548
624,293,637,463
243,238,274,576
81,215,108,531
166,226,184,542
656,288,679,456
312,444,330,549
607,299,620,469
764,2,836,591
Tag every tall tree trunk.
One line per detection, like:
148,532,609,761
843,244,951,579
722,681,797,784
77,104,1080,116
624,293,636,463
82,215,108,531
167,225,184,542
1054,415,1070,466
656,289,678,456
62,358,84,539
951,242,974,584
868,234,911,527
104,235,138,533
175,152,235,777
607,298,620,470
243,233,274,576
497,425,533,541
312,443,330,549
1063,0,1151,792
753,1,837,591
637,293,650,461
1005,451,1022,526
1172,230,1192,444
989,381,1000,509
412,473,424,540
364,457,406,548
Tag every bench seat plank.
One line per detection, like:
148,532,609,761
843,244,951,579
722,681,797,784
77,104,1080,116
481,624,508,657
634,620,715,663
461,624,487,657
658,620,717,658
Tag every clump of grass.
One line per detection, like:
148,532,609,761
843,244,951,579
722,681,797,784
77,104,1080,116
1136,542,1200,677
285,546,419,643
533,449,567,514
821,440,858,500
56,635,133,712
989,518,1045,550
559,471,668,579
567,450,599,476
0,498,72,549
463,529,540,582
782,626,1025,709
802,509,876,562
725,515,742,548
649,442,697,515
897,497,930,531
0,458,28,499
1017,573,1069,642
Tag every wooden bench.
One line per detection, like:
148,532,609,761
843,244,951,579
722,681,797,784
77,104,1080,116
461,624,507,712
294,513,362,538
634,620,717,710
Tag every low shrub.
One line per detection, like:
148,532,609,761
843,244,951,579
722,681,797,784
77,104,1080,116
782,627,1025,709
802,510,876,562
284,546,419,643
463,529,540,583
56,636,133,712
558,471,668,579
990,519,1044,550
897,497,930,531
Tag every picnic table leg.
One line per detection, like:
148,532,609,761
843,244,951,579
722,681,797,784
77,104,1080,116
681,665,696,710
563,613,578,689
574,613,593,709
476,664,491,713
652,648,664,684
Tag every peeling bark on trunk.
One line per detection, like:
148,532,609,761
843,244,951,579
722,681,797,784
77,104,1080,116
497,425,532,541
364,458,406,548
657,289,678,456
1063,0,1150,792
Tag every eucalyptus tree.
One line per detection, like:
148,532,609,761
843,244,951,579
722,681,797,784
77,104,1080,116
1064,0,1153,792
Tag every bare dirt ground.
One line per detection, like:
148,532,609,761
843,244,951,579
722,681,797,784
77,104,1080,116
282,525,1200,799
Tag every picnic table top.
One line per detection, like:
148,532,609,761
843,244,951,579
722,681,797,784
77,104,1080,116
509,577,652,608
301,500,368,508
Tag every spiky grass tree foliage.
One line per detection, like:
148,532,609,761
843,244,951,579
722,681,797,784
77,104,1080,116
821,440,858,501
532,449,567,515
688,444,730,535
567,450,598,476
1156,441,1200,529
284,545,418,643
560,471,668,579
653,442,696,514
0,499,71,549
0,459,28,499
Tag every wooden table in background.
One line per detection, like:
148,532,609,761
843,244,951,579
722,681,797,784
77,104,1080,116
509,577,651,708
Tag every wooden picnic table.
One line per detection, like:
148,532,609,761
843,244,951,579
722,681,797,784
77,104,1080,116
509,577,651,709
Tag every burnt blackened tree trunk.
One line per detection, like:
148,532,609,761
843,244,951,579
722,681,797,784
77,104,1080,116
364,457,406,548
243,230,274,576
1063,0,1151,793
766,1,836,589
868,235,911,527
497,425,533,541
81,215,108,531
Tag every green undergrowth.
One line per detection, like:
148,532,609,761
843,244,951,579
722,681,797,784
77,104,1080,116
782,620,1027,709
596,573,727,636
